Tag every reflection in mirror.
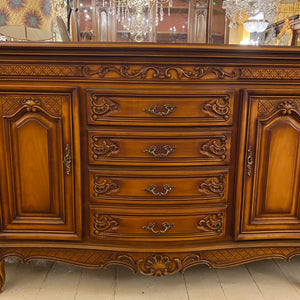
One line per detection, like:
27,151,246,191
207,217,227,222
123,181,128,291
0,0,300,46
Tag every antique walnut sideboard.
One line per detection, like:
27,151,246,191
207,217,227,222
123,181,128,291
0,43,300,291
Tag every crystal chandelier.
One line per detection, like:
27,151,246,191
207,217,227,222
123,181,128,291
222,0,281,32
99,0,173,42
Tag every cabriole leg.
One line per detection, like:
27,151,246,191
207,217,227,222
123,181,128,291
0,260,5,292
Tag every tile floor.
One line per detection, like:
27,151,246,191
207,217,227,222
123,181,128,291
1,256,300,299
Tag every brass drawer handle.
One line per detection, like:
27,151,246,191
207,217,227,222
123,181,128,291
247,146,253,176
144,184,175,196
144,104,176,117
143,222,174,234
63,144,72,175
144,145,175,157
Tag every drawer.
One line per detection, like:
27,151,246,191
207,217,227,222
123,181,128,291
89,168,229,203
88,129,231,166
87,88,234,126
89,206,227,240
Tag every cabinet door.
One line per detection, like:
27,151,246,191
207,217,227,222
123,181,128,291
0,89,81,240
236,91,300,240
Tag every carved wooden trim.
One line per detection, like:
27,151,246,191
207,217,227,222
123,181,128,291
240,67,300,80
197,212,224,234
202,95,230,121
93,213,119,235
2,64,300,81
0,64,82,77
278,101,297,115
200,136,227,160
0,247,300,276
91,137,119,159
256,98,300,117
1,95,62,117
199,175,224,197
90,95,119,120
3,63,300,81
22,98,41,112
93,175,119,197
136,255,184,275
83,65,241,80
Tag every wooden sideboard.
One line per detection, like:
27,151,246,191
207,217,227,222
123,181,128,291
0,43,300,291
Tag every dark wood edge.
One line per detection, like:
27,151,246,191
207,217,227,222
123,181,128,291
0,42,300,61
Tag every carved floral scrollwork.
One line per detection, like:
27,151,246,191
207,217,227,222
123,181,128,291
137,255,181,276
203,95,230,121
92,137,119,159
2,247,300,278
277,101,296,115
22,97,41,112
197,213,224,234
93,175,119,197
90,95,119,120
257,98,300,117
199,175,224,198
93,213,119,236
2,95,62,117
200,136,227,160
83,65,241,80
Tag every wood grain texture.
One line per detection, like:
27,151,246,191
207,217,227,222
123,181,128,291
1,44,300,291
0,247,300,277
237,92,300,240
0,89,82,240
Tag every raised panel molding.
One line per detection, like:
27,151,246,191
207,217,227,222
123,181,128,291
237,94,300,240
0,91,81,240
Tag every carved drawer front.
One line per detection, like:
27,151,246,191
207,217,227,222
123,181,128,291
88,130,231,166
0,90,81,240
89,169,229,203
89,206,227,240
87,88,234,126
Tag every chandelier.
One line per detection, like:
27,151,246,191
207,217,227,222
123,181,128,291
222,0,281,32
99,0,173,42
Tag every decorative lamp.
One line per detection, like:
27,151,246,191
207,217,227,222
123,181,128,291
243,13,269,33
222,0,281,32
0,0,56,41
96,0,174,42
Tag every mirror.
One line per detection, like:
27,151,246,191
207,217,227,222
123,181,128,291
0,0,300,46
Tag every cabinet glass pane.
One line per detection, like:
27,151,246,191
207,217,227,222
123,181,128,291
1,0,300,46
